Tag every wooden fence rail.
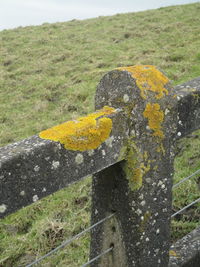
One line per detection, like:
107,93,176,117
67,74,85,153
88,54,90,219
1,65,200,266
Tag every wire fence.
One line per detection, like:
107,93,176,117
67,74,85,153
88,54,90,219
26,167,200,267
173,168,200,189
26,213,115,267
172,167,200,218
81,246,114,267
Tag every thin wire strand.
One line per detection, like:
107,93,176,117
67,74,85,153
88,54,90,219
81,246,113,267
171,197,200,218
26,213,115,267
173,168,200,189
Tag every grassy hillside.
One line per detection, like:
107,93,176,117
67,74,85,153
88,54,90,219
0,2,200,266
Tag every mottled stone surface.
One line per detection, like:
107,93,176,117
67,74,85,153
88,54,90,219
0,66,200,267
0,110,128,218
90,67,178,267
90,68,200,267
169,227,200,267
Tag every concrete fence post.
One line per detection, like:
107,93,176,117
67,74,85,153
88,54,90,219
90,65,177,266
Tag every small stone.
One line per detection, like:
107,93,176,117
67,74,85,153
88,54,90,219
102,150,106,156
20,190,25,196
156,229,160,234
123,94,129,103
0,204,7,213
32,195,39,202
88,150,94,156
51,160,60,169
75,154,84,164
34,165,40,172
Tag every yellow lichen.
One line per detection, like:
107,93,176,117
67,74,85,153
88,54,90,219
123,141,151,191
140,211,151,232
143,103,164,138
117,65,169,99
169,250,178,257
39,106,116,151
156,143,166,155
131,168,143,190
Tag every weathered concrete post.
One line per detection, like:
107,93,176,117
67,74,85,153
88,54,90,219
90,65,177,266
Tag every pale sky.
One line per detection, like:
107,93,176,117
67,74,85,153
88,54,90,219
0,0,199,31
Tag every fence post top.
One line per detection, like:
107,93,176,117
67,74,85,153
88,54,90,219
96,64,177,139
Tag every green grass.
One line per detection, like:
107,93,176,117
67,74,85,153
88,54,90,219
0,2,200,266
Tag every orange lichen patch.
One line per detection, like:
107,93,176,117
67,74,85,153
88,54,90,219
39,106,116,151
143,103,164,138
117,65,169,99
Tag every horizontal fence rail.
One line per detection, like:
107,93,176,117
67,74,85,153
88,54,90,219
1,65,200,267
0,108,127,218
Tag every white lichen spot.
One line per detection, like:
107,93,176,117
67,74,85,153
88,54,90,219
33,195,39,202
146,237,149,242
165,109,170,115
95,209,98,215
51,160,60,170
123,94,129,103
135,209,142,216
156,229,160,234
105,136,114,148
161,184,165,189
146,125,150,130
75,153,84,165
158,259,161,264
114,153,118,159
146,178,152,184
154,248,159,254
131,129,136,136
0,204,7,213
178,120,183,125
177,132,182,137
141,216,144,221
34,165,40,172
136,242,140,246
155,212,158,217
88,150,94,156
102,150,106,156
140,201,146,206
152,220,156,225
42,187,46,192
138,194,144,200
20,190,25,196
157,181,163,187
177,96,181,101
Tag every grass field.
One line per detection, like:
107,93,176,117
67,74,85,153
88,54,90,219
0,2,200,266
